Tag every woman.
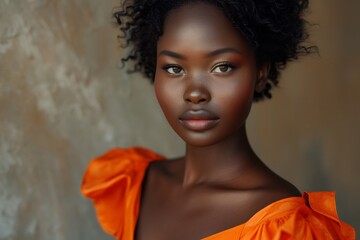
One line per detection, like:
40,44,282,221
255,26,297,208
81,1,355,239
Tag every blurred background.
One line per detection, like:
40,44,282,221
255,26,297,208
0,0,359,239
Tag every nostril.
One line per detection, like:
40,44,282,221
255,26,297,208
184,89,211,104
197,98,207,104
185,97,206,103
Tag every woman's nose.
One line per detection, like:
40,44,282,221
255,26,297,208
183,84,211,104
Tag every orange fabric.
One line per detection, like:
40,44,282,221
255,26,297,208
81,147,355,240
81,147,165,239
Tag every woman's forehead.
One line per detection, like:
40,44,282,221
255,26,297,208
158,2,250,55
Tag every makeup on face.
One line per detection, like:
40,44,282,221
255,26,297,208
179,109,220,132
154,2,259,147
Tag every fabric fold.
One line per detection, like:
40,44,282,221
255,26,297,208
81,147,164,238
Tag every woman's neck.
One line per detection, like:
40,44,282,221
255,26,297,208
182,126,260,187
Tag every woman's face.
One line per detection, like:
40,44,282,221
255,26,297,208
155,2,265,147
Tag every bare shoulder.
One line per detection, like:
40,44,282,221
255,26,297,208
260,164,301,198
141,158,302,236
236,164,302,215
255,175,301,207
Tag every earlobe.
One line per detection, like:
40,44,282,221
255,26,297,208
255,63,270,93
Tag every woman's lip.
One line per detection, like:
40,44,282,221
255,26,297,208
180,109,219,120
179,110,220,131
179,119,220,131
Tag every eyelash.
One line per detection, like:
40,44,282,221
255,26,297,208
162,64,184,75
161,62,236,75
211,62,236,73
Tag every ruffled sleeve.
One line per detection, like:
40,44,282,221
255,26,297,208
81,147,164,239
203,192,355,240
274,192,355,240
240,192,355,240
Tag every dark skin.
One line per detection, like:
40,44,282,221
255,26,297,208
135,3,300,240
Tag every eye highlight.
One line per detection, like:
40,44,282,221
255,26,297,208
211,62,235,73
162,65,185,75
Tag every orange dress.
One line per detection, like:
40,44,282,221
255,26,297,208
81,147,355,240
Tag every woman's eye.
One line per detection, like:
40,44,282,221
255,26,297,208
163,65,184,74
212,64,234,73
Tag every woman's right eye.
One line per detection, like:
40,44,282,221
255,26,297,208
163,65,184,75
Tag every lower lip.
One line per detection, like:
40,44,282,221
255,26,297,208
179,119,220,131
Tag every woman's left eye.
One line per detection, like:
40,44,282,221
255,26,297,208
163,65,184,74
212,64,234,73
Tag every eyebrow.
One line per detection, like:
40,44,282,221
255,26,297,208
206,48,242,57
159,50,187,60
158,48,242,59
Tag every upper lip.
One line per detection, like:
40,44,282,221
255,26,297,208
179,109,219,120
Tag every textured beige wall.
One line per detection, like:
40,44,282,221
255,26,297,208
0,1,182,239
0,0,358,239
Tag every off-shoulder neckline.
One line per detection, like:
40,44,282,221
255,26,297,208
82,148,351,240
139,157,306,240
200,195,305,239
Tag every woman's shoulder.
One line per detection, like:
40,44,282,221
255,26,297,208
205,192,355,240
80,147,164,237
81,147,164,196
242,192,354,240
233,169,356,240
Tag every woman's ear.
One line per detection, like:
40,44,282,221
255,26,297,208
255,63,270,93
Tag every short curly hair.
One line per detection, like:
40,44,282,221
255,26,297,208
114,0,316,101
